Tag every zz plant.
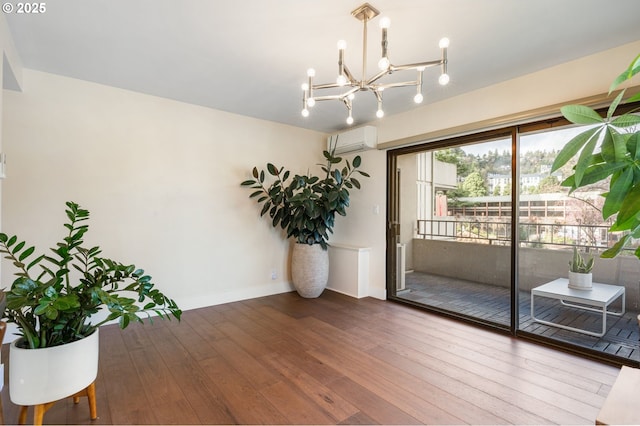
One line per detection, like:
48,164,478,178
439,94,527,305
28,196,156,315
241,142,369,250
551,53,640,259
0,201,182,349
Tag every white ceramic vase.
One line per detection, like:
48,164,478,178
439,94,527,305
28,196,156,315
9,328,99,405
291,243,329,298
568,271,592,290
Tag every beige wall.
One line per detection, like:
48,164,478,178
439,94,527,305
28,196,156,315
1,70,326,311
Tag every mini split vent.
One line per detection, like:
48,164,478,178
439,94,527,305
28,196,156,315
327,126,377,155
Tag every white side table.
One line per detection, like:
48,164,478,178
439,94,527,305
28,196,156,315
530,278,625,337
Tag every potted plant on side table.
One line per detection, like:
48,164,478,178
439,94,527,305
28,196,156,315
568,246,594,290
241,142,369,298
0,201,181,424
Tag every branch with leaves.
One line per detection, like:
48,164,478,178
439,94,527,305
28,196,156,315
0,202,182,349
551,53,640,259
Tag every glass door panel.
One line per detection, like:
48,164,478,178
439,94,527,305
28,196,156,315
391,137,513,327
517,126,639,364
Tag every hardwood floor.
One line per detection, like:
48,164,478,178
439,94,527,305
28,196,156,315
1,290,621,425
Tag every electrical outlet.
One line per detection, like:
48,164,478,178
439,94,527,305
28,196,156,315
271,270,278,280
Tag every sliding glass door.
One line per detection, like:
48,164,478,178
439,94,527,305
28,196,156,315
388,132,515,329
387,117,639,365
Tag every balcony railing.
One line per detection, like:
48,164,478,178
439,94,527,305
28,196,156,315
416,219,627,251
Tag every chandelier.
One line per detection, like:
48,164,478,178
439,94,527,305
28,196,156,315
301,3,449,126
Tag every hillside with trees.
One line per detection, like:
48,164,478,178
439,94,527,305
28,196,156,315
435,147,571,197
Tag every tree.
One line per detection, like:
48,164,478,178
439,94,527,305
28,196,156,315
435,147,470,177
462,171,487,196
536,175,562,194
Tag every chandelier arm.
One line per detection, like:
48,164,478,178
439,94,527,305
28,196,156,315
374,81,420,90
312,94,346,102
390,60,444,72
365,69,390,86
312,82,344,90
342,65,357,84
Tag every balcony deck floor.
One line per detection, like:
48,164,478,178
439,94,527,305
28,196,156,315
399,271,639,363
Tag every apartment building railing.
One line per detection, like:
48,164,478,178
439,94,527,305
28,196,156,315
416,219,619,251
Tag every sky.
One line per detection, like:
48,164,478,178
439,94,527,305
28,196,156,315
460,126,591,156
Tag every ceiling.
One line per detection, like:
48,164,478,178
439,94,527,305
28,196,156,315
5,0,640,134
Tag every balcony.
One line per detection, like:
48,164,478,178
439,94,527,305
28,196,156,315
397,220,640,364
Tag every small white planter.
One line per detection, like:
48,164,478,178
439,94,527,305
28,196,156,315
568,271,592,290
9,329,99,405
291,243,329,298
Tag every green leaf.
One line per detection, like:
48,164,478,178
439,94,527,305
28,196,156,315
629,132,640,161
260,202,271,217
600,126,625,163
333,170,342,185
18,246,35,262
14,241,25,253
601,235,632,258
610,113,640,128
6,235,16,247
603,167,633,219
550,127,599,172
267,163,278,176
615,183,640,226
353,156,362,168
607,90,625,120
561,105,603,125
574,131,598,186
627,92,640,103
609,53,640,92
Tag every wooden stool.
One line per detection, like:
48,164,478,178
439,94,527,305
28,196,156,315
18,381,97,425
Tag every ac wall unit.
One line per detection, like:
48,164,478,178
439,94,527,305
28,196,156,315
327,126,377,155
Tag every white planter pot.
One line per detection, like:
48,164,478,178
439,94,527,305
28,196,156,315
9,329,99,405
568,271,592,290
291,243,329,298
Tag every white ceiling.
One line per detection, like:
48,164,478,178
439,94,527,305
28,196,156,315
5,0,640,134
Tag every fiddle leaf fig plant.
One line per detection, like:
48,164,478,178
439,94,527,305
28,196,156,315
241,141,369,249
551,53,640,259
0,201,182,349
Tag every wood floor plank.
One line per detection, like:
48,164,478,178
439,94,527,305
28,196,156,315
199,357,287,424
260,352,360,423
308,345,466,424
328,377,422,425
260,380,335,424
160,355,238,425
211,337,280,390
